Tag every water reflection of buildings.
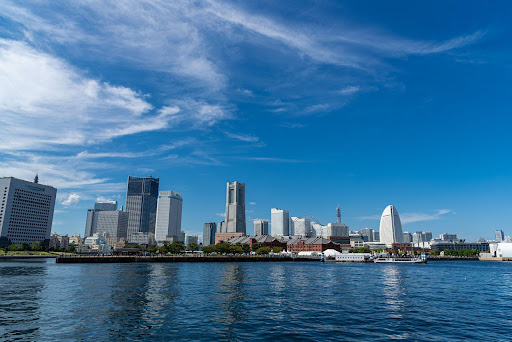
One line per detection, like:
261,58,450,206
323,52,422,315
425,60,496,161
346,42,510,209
217,264,247,330
1,260,48,340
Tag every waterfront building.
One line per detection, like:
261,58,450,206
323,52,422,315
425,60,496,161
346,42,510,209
287,237,341,253
49,233,69,251
0,176,57,248
403,232,413,243
290,217,311,237
379,205,403,248
271,208,289,237
372,231,380,242
203,222,217,246
361,228,374,242
94,211,129,241
439,233,458,242
83,233,111,253
430,241,489,253
227,235,287,251
69,234,82,245
253,220,269,236
413,231,433,248
490,242,512,258
129,232,156,245
224,182,246,234
186,235,199,246
215,232,244,244
154,191,183,244
125,176,159,242
495,230,505,242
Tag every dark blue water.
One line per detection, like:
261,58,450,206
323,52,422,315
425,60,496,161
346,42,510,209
1,260,511,341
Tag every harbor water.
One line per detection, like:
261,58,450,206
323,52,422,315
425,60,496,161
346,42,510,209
1,259,511,341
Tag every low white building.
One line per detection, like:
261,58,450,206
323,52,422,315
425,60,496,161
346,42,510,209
335,253,370,262
490,242,512,258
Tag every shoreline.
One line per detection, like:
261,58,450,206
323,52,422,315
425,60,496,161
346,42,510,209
55,255,320,263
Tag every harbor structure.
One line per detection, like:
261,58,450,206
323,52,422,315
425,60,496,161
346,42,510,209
203,222,217,246
154,191,183,244
224,181,246,234
271,208,289,237
125,176,159,242
0,176,57,248
379,205,403,248
254,220,269,235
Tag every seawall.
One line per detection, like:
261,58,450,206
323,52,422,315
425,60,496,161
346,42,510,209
56,256,320,263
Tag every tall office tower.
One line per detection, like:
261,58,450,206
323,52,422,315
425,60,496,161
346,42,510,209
186,235,199,245
496,230,505,242
224,181,246,234
203,222,217,246
154,191,183,244
94,201,118,211
290,217,311,237
0,177,57,248
95,211,129,241
336,205,341,223
361,228,374,242
372,231,380,242
85,201,122,238
379,205,403,247
125,176,159,242
403,232,413,243
271,208,289,237
219,221,225,233
254,220,269,235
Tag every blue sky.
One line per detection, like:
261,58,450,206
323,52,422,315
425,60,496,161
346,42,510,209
1,1,511,241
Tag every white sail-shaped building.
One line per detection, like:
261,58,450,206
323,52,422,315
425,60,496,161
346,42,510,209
379,205,403,247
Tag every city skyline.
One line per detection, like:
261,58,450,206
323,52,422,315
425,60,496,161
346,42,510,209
1,1,512,241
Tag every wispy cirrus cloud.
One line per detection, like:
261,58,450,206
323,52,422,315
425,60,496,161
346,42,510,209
361,209,454,224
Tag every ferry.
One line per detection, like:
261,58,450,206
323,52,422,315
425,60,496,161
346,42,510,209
373,253,427,264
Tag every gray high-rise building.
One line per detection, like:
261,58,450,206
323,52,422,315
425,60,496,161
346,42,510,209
361,228,374,242
186,235,199,246
496,230,505,242
0,177,57,248
154,191,183,244
96,211,129,240
403,232,413,243
254,220,269,235
85,201,120,237
224,181,246,234
203,222,217,246
125,176,159,242
291,217,311,237
271,208,289,237
336,205,341,224
372,231,380,242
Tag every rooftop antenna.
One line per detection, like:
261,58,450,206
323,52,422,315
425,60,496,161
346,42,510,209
34,173,39,184
336,205,341,223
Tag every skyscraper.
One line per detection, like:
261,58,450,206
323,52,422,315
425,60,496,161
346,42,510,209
403,232,413,243
271,208,289,237
154,191,183,244
496,230,505,242
379,205,403,247
224,181,246,234
0,177,57,248
336,205,341,224
85,201,120,237
291,217,311,237
254,220,269,235
203,222,217,246
361,228,374,242
125,176,159,242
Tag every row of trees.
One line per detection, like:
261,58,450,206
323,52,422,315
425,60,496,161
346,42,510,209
201,243,283,255
442,249,480,257
5,241,45,252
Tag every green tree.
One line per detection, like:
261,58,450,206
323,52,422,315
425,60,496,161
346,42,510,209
31,241,44,251
188,242,199,251
272,246,283,253
214,243,232,254
256,246,271,255
202,245,215,254
21,242,31,251
229,245,243,254
68,245,76,253
251,242,262,252
8,244,20,251
241,244,250,253
168,241,185,254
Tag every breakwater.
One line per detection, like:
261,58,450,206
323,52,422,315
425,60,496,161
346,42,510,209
427,255,479,261
55,255,320,263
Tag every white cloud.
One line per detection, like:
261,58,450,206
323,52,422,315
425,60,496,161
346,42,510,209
339,86,361,95
401,209,454,224
96,196,117,203
60,193,80,206
249,202,256,205
216,213,225,217
224,132,259,143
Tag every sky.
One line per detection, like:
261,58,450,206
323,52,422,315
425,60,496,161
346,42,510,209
1,1,511,242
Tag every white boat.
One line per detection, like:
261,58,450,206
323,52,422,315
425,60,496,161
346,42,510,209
374,256,426,263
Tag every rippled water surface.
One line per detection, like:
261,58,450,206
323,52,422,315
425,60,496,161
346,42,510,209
1,260,512,341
